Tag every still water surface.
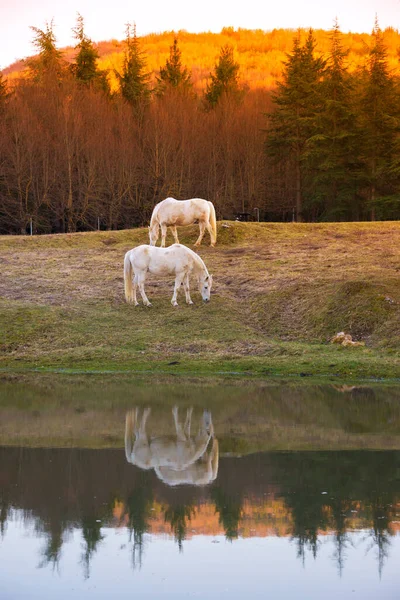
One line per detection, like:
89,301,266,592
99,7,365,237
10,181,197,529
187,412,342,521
1,376,400,599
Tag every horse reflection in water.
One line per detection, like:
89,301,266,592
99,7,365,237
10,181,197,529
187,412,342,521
125,406,219,486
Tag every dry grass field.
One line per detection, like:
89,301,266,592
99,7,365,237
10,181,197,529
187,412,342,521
0,221,399,379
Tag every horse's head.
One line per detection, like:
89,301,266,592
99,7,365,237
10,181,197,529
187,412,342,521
148,223,159,246
199,273,213,302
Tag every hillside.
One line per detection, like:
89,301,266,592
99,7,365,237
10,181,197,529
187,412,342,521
4,26,400,91
0,221,399,380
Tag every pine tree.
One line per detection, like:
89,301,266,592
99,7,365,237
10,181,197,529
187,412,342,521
0,72,9,110
204,44,241,109
307,20,361,219
357,18,400,219
156,37,192,95
115,23,151,115
266,30,326,221
26,21,67,84
71,14,109,93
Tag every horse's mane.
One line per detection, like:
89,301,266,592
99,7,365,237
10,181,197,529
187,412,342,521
149,202,161,227
186,246,209,275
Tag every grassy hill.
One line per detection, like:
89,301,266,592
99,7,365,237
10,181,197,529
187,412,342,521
0,221,399,381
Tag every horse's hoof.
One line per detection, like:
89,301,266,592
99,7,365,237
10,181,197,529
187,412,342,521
172,302,178,307
145,302,152,307
187,300,193,305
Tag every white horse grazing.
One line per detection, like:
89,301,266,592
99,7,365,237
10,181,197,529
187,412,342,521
124,243,213,306
125,407,218,486
149,197,217,247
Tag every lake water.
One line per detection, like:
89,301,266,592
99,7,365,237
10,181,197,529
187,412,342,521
1,375,400,599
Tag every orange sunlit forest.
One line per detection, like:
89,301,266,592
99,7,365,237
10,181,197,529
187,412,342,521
1,21,400,234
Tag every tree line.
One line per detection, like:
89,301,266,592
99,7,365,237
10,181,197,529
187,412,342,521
1,445,398,575
0,17,399,234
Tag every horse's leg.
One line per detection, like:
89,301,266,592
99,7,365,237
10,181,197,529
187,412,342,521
194,221,206,246
137,272,152,306
171,226,180,244
173,406,187,441
139,407,151,436
184,407,193,438
171,271,185,306
205,220,215,247
183,272,193,305
133,274,139,306
133,407,153,469
133,407,140,436
160,224,167,247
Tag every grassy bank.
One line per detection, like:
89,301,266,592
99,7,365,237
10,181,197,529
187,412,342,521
0,221,399,380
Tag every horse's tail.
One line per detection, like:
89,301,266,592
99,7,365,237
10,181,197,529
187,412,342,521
208,201,217,245
124,251,134,303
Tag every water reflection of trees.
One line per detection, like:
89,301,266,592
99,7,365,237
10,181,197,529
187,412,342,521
164,503,196,551
330,497,352,576
212,487,243,541
80,516,105,579
0,496,9,537
38,526,65,571
1,447,399,577
126,471,154,568
272,452,400,574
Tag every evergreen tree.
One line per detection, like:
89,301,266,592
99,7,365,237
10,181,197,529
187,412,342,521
26,21,67,84
204,44,241,109
71,14,110,93
357,19,400,219
115,23,151,115
0,72,9,110
156,37,192,95
307,20,361,220
266,30,326,221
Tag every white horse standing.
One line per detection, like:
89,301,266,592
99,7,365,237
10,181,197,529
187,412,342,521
149,197,217,247
125,407,218,486
124,243,213,306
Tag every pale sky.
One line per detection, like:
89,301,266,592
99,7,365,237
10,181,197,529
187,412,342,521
1,0,399,70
